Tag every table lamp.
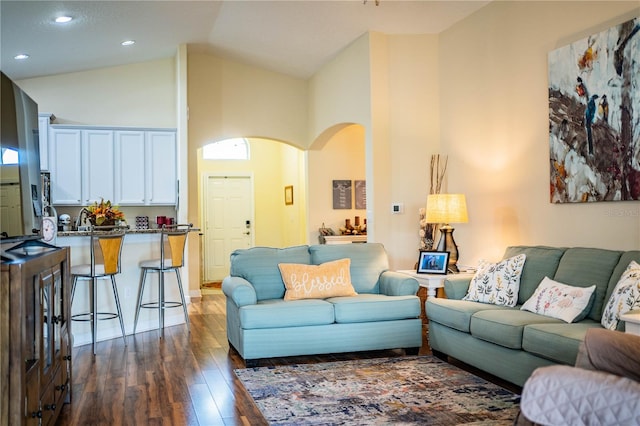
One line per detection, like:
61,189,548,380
425,193,468,273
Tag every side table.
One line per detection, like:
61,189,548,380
621,311,640,336
396,270,446,298
396,270,474,324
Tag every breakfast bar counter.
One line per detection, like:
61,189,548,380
57,227,181,237
57,227,199,347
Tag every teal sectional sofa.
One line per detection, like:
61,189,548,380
426,246,640,387
222,243,422,365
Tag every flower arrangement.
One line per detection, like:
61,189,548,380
86,198,125,226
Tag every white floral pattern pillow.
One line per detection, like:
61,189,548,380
601,260,640,330
521,277,596,323
463,254,526,307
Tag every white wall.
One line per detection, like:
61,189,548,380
17,58,176,127
187,50,308,149
440,2,640,265
308,32,441,268
385,34,441,268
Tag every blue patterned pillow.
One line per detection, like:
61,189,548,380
463,254,526,307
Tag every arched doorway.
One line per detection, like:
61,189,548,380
197,136,307,286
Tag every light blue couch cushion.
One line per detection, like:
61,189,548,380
553,247,622,321
522,321,602,365
426,298,513,332
230,245,311,301
328,294,420,323
240,298,334,329
502,246,566,304
470,309,562,349
309,243,389,294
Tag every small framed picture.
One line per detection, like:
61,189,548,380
417,251,449,275
284,185,294,205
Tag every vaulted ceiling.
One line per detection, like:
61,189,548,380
1,1,490,81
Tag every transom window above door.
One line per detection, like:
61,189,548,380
203,138,250,160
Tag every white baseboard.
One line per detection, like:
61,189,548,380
189,289,202,302
71,312,188,347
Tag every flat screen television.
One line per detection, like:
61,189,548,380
0,71,42,241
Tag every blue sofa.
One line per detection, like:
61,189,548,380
427,245,640,387
222,243,422,364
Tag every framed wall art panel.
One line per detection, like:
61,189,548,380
548,17,639,203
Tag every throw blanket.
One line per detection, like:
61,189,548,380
519,329,640,425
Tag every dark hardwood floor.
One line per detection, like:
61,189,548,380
56,293,520,425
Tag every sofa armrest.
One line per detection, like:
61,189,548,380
222,276,258,307
379,271,419,296
444,275,473,300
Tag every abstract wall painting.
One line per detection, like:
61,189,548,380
548,17,639,203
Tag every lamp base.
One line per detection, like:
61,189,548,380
434,225,459,273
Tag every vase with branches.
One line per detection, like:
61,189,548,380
419,154,448,251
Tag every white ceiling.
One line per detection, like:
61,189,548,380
1,0,490,81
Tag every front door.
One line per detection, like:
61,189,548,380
203,175,253,281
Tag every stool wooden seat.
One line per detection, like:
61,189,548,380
133,223,192,335
70,225,127,354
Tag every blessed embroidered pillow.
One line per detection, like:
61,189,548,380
462,254,526,307
278,258,357,301
521,277,596,323
601,260,640,330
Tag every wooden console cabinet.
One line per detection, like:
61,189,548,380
1,244,72,426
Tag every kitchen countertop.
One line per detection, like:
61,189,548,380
58,227,200,237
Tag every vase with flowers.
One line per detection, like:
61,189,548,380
86,198,125,227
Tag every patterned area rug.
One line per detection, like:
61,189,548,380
235,356,520,425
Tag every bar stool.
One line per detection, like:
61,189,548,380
133,223,192,335
71,226,127,355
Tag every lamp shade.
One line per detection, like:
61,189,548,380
425,194,468,224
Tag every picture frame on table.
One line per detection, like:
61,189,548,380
417,251,449,275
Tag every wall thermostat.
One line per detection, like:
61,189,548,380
391,203,404,214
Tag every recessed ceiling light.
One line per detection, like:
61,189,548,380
121,40,135,46
55,16,73,23
14,54,30,60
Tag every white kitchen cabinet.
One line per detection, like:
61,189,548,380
38,113,54,171
50,128,82,205
82,129,114,204
114,131,146,205
49,126,176,206
146,131,177,205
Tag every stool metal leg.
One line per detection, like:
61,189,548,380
133,268,147,334
159,269,165,336
175,269,190,332
110,276,127,345
91,277,97,355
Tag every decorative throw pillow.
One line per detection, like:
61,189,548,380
601,260,640,330
521,277,596,323
463,254,526,307
278,258,357,301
